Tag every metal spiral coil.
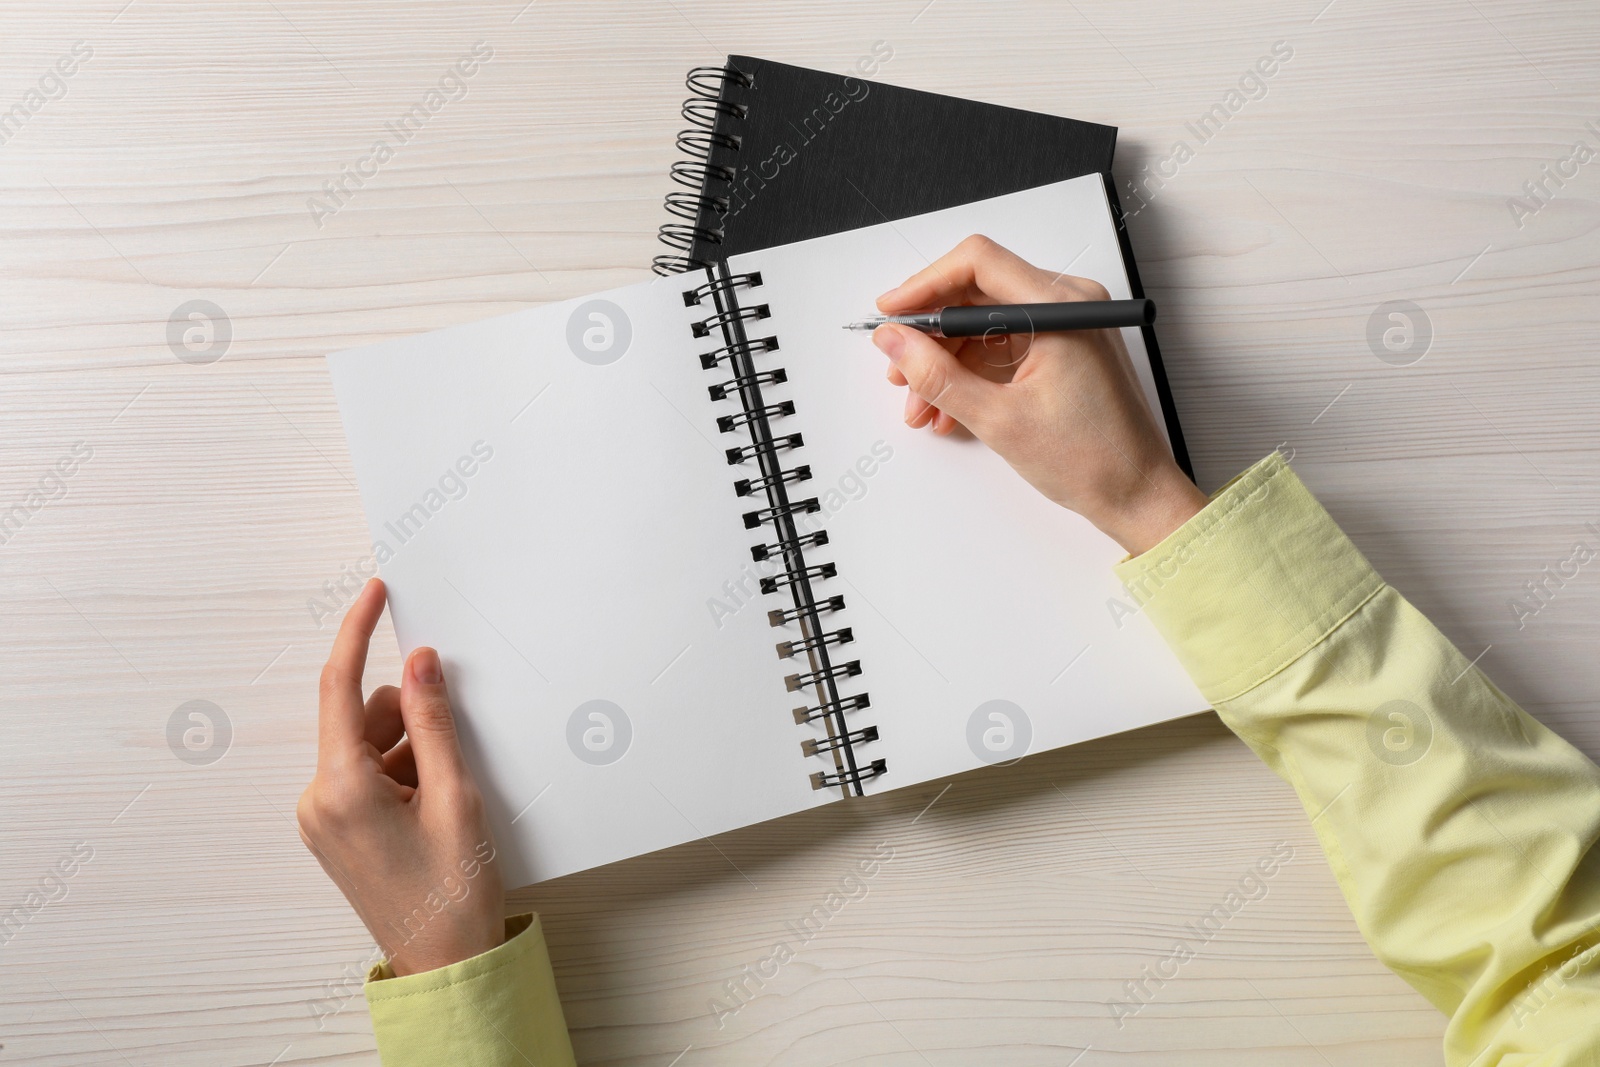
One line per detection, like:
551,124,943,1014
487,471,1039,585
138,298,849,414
702,336,779,372
792,692,871,724
653,64,752,276
812,760,888,791
785,660,862,692
686,266,882,796
769,595,845,627
683,271,762,307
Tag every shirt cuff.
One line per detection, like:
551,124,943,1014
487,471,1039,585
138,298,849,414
1112,452,1385,704
365,912,577,1067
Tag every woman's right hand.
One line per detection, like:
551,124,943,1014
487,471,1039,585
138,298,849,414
871,235,1206,556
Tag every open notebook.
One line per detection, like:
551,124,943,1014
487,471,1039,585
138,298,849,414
328,174,1206,887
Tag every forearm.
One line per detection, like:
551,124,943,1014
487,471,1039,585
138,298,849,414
1116,453,1600,1065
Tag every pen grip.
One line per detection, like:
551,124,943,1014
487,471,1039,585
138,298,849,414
938,299,1155,337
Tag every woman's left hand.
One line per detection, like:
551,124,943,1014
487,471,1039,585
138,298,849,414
297,578,505,976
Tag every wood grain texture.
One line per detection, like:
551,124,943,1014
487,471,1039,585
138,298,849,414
1,1,1597,1063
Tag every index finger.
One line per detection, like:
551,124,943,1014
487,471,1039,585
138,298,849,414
877,235,1057,313
318,578,387,769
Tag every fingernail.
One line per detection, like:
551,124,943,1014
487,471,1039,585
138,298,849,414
873,325,905,363
876,285,901,305
412,647,442,685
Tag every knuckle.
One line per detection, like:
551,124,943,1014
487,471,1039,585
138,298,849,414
305,774,363,827
913,363,952,407
407,694,456,735
295,786,318,834
1076,278,1111,303
959,233,994,256
317,663,345,703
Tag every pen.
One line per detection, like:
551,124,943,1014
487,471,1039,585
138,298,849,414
843,298,1155,338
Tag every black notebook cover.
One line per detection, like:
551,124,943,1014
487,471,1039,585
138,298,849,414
660,54,1118,267
656,55,1190,477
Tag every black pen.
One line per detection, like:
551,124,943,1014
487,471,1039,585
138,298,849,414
844,298,1155,338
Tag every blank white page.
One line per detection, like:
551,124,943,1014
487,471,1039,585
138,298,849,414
328,279,834,886
725,175,1207,793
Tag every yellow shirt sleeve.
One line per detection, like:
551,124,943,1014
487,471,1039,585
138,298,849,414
357,452,1599,1065
364,913,577,1067
1115,453,1600,1066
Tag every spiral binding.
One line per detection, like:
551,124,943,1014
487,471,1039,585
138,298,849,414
761,562,836,594
793,692,869,724
802,725,878,757
713,369,787,404
751,528,826,562
685,266,886,796
684,271,762,307
769,595,843,626
815,761,889,790
786,661,862,691
654,65,754,276
725,431,799,463
777,627,852,659
701,336,779,372
693,304,769,339
733,463,808,497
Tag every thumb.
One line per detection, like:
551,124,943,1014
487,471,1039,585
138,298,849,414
873,324,1001,432
401,647,469,787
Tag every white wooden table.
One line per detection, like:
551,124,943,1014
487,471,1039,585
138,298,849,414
3,1,1597,1063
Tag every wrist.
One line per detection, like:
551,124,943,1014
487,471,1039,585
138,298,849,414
387,926,504,977
1094,467,1207,557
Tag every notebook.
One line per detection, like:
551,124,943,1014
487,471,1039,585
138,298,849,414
653,56,1188,475
653,55,1118,270
328,174,1206,887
